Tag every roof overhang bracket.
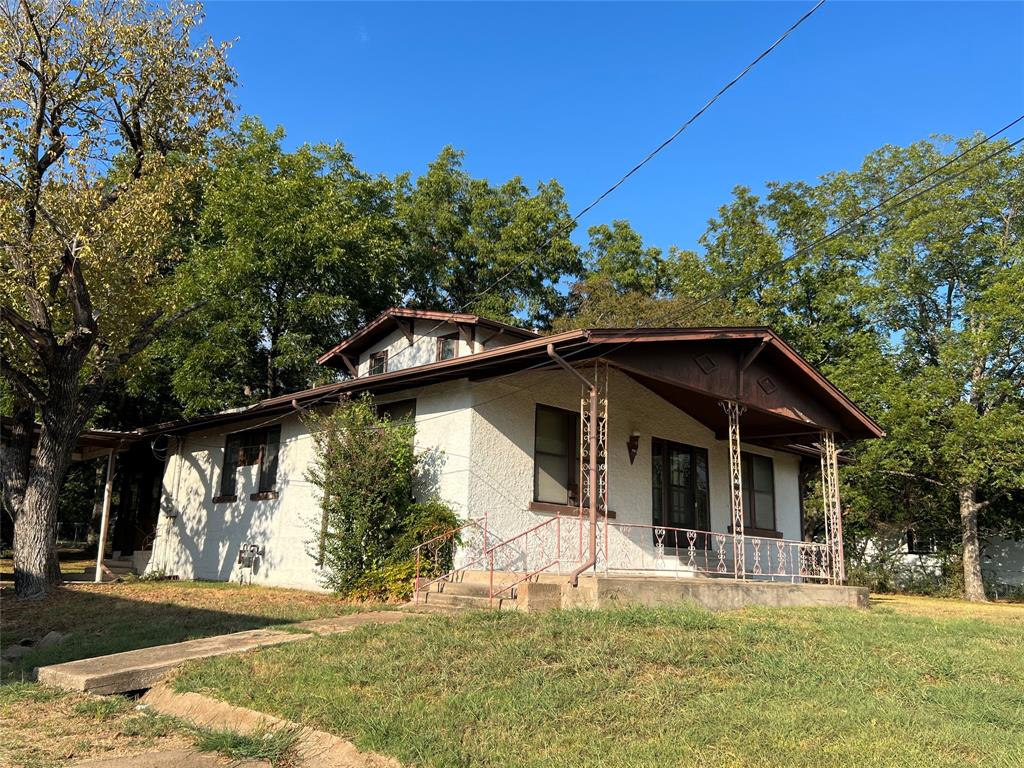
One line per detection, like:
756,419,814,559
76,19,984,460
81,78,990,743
395,318,415,345
339,354,358,378
477,327,502,347
737,336,770,397
456,322,474,346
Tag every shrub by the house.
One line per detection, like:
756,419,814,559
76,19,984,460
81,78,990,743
306,395,459,598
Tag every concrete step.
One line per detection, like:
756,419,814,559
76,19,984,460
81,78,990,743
430,580,491,598
418,591,519,611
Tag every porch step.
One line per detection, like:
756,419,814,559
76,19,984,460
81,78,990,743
80,559,136,581
435,580,491,598
413,582,519,611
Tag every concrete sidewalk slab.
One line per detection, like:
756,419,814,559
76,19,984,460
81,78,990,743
70,748,267,767
38,609,418,695
37,628,306,695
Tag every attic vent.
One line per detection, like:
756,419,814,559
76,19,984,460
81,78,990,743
695,354,718,374
758,376,778,395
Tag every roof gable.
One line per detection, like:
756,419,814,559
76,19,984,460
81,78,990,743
316,307,538,368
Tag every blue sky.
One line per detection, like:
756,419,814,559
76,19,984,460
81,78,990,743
201,1,1024,253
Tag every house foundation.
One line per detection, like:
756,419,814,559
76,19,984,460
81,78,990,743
519,574,868,612
418,570,869,612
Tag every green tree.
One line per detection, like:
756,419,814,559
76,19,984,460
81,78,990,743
682,138,1024,600
399,146,581,327
0,0,233,597
557,218,751,330
151,119,406,414
848,137,1024,600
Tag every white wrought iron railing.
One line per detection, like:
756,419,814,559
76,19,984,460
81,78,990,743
597,521,832,582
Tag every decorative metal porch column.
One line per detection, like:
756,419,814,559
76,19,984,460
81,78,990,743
720,400,746,578
819,430,845,584
580,361,609,567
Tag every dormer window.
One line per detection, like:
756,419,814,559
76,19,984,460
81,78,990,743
368,350,388,376
436,333,459,362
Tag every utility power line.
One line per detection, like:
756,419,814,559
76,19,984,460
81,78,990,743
380,0,830,370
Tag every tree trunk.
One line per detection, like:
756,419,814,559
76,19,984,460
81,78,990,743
12,481,63,598
958,486,987,602
10,378,87,598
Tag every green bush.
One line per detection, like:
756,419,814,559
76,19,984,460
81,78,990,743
306,395,460,599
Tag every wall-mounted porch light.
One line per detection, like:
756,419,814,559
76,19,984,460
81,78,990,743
627,430,641,465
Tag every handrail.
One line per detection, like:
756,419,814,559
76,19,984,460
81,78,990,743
484,513,583,604
412,517,481,554
412,517,482,601
412,516,523,601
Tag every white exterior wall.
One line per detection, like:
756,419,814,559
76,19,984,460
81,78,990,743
149,412,323,589
861,535,1024,592
467,367,803,545
983,537,1024,588
356,323,473,376
355,324,530,377
147,382,474,590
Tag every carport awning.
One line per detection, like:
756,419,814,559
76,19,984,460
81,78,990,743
0,418,140,462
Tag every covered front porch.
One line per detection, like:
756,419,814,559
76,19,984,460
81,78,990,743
404,328,882,609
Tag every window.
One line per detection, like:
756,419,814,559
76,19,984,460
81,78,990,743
652,439,710,534
741,452,776,531
533,405,580,506
436,333,459,361
906,530,936,555
376,399,417,425
217,425,281,501
368,350,388,376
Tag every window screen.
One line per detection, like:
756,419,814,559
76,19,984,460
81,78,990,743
533,405,580,505
741,452,776,531
368,350,388,376
436,333,459,361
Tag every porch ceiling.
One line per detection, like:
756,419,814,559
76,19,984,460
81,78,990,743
621,369,827,447
600,335,881,442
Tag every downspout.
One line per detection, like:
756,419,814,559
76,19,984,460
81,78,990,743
546,343,598,587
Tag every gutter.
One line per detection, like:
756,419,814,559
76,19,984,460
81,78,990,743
546,344,598,587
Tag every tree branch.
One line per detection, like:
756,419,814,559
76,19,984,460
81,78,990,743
0,303,54,359
0,352,47,404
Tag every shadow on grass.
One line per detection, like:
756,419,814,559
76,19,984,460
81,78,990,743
0,580,362,677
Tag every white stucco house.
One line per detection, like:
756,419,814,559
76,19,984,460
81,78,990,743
142,308,888,605
854,530,1024,596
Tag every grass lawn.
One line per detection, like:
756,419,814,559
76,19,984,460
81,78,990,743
174,595,1024,768
1,579,370,677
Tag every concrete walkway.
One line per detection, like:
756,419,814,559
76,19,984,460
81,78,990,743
38,610,415,695
140,684,400,768
70,749,268,768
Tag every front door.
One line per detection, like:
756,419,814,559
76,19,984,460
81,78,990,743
651,438,710,546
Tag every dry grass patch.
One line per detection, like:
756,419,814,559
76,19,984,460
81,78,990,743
869,593,1024,624
0,683,190,768
1,580,374,676
0,546,95,581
